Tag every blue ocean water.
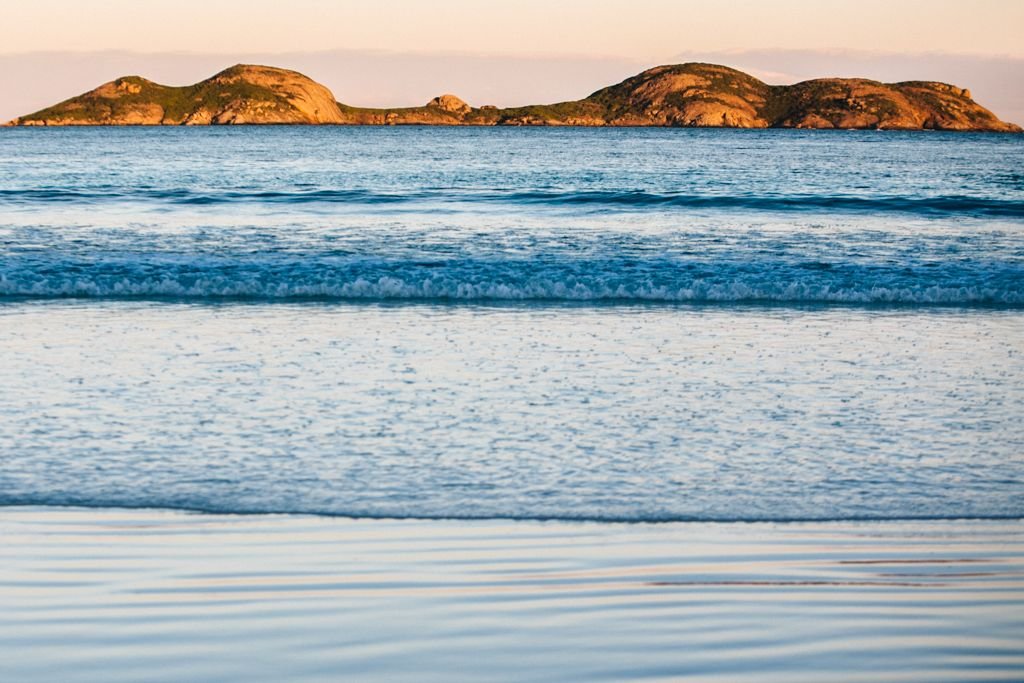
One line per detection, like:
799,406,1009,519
1,127,1022,521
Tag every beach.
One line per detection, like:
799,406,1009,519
2,507,1022,682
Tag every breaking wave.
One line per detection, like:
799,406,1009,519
2,255,1021,305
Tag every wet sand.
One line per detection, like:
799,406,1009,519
1,507,1021,682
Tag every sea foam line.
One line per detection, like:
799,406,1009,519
1,275,1021,305
2,255,1022,305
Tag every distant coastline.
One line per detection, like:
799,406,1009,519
6,62,1021,132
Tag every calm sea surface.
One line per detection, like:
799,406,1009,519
2,127,1024,681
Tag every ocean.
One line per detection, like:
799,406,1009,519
1,126,1022,681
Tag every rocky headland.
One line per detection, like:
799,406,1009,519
7,62,1020,132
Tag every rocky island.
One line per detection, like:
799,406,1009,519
7,62,1020,132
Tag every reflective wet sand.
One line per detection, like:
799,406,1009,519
2,508,1021,682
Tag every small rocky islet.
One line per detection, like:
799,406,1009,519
7,62,1020,132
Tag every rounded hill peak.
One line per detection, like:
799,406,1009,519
201,65,345,124
211,64,313,84
640,63,764,79
585,62,771,128
427,94,471,115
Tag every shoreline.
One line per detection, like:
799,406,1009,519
4,502,1024,526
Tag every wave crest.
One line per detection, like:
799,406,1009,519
2,257,1021,305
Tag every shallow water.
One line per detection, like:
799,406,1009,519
1,301,1022,521
1,508,1021,683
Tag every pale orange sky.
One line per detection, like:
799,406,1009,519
4,0,1024,58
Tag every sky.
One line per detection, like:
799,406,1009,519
3,0,1023,122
